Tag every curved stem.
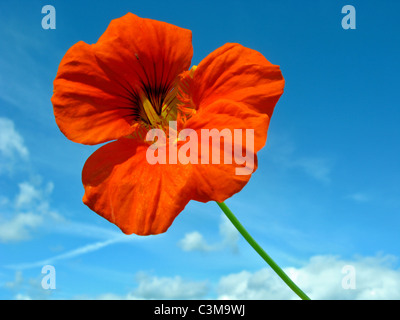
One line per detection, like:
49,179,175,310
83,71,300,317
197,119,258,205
216,201,310,300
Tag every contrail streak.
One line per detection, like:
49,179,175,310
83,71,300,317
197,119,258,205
4,237,127,270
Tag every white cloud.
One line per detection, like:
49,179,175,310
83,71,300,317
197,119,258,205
4,270,24,289
218,269,288,300
4,270,52,300
0,117,29,159
15,181,45,208
178,231,215,252
80,273,209,300
127,272,209,300
177,214,239,253
0,118,61,243
0,118,134,261
0,178,60,243
0,212,43,242
8,254,399,300
70,254,400,300
95,293,122,300
0,117,29,174
14,293,32,300
217,254,400,300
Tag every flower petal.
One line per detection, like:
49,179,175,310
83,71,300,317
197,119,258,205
191,43,284,117
94,13,193,96
52,41,136,145
181,99,269,203
82,138,194,235
52,13,193,145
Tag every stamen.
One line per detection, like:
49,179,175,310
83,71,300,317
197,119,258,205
127,65,198,141
176,65,198,124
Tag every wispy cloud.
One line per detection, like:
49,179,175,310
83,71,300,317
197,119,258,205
4,237,129,270
346,192,370,203
0,23,60,126
291,157,332,184
266,134,333,184
49,220,129,241
0,117,29,174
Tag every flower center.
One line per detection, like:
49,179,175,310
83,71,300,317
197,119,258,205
129,66,197,142
136,66,197,128
139,85,179,131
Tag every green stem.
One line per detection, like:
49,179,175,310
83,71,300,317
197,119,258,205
216,201,310,300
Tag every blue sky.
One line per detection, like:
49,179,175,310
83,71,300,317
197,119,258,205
0,0,399,299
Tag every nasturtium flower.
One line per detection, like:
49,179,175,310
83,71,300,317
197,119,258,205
51,13,284,235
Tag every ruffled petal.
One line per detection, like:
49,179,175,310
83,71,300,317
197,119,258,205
52,13,193,145
190,43,284,117
180,99,269,203
52,41,136,144
94,13,193,97
82,138,194,235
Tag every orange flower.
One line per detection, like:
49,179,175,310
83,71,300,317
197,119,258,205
51,13,284,235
